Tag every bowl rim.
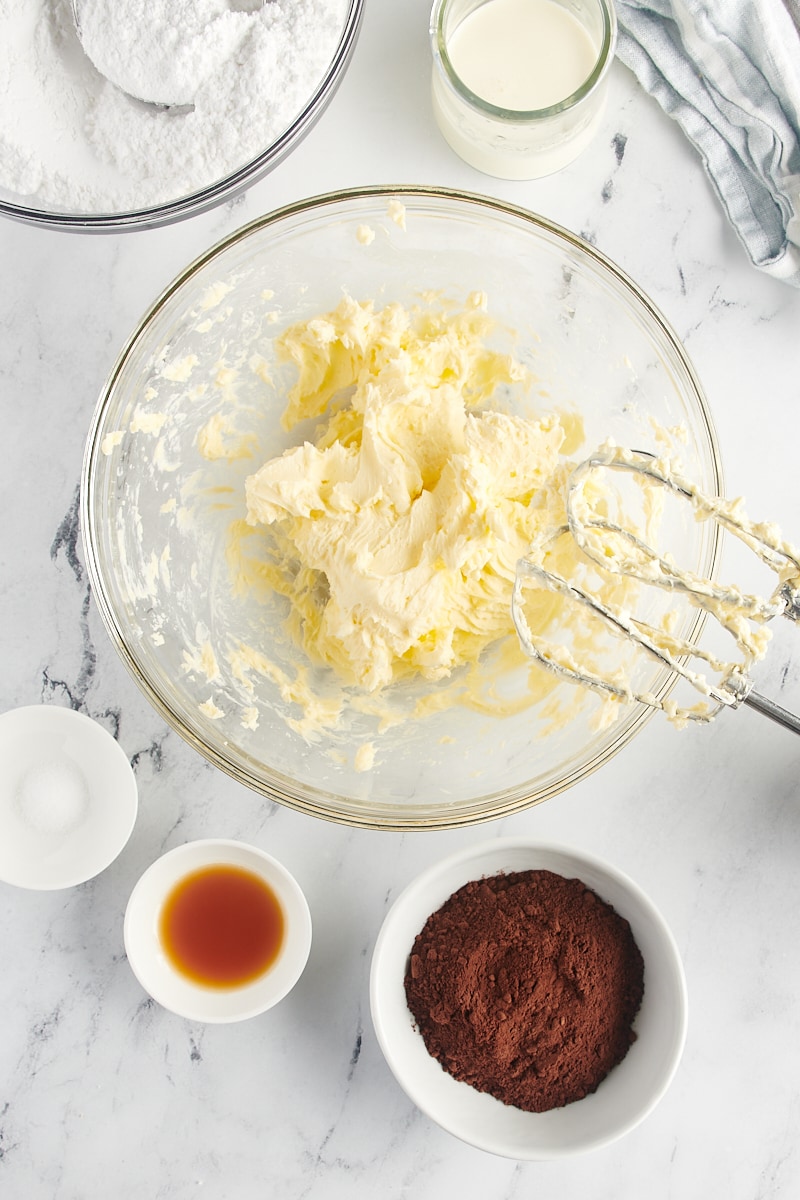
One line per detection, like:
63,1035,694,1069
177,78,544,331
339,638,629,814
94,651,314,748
80,185,724,830
369,835,689,1159
0,0,364,233
123,837,312,1023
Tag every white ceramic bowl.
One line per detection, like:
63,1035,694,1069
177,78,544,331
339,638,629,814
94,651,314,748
370,838,688,1159
0,705,138,890
124,839,312,1022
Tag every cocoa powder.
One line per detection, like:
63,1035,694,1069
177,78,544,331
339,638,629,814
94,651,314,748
404,869,644,1112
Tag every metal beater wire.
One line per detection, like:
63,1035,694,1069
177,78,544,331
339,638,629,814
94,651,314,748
512,447,800,735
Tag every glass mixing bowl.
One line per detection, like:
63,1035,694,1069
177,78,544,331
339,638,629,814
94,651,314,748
81,186,723,829
0,0,362,233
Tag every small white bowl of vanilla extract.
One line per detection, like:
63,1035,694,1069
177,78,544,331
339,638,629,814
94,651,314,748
124,840,312,1022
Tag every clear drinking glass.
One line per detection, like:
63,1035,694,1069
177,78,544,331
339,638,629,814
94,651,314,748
430,0,617,179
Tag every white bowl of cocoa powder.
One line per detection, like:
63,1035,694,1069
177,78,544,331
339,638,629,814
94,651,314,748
369,837,687,1159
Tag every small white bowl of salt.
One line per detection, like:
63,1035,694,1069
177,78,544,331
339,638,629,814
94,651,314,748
0,705,138,890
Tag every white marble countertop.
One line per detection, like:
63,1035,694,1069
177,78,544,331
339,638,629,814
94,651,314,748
2,2,800,1196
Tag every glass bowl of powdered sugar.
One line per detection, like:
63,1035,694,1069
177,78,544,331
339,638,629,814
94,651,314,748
0,0,363,232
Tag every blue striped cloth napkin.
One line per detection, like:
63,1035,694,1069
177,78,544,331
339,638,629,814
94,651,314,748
615,1,800,286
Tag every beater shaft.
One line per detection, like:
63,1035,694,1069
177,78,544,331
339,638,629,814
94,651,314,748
743,689,800,735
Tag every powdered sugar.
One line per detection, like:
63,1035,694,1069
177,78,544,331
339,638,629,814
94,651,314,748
0,0,350,214
74,0,257,107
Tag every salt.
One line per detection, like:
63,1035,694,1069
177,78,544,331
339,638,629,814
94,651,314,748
16,756,90,836
0,0,350,213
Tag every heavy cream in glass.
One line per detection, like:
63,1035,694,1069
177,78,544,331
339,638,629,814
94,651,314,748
448,0,598,110
430,0,617,179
